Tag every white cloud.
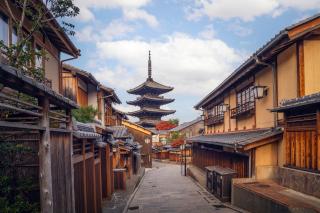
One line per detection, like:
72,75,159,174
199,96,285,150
74,0,158,27
228,22,253,37
187,0,320,22
198,25,216,39
91,33,244,97
76,20,135,42
123,9,159,27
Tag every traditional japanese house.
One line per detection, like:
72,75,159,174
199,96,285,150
189,14,320,211
0,64,78,213
72,121,105,213
99,84,122,126
122,119,153,168
127,51,175,128
108,125,142,190
170,117,204,139
0,1,80,93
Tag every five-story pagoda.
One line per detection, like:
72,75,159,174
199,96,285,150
127,51,175,128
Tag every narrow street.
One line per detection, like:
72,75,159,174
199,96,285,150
126,161,240,213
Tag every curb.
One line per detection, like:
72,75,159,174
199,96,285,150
122,168,147,213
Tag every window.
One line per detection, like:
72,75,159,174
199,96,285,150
12,27,18,45
208,103,224,117
0,12,9,45
231,86,255,118
236,86,254,106
35,44,43,68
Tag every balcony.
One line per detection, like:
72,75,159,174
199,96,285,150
205,114,224,125
231,101,255,119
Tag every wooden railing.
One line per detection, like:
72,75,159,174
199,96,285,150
205,114,224,125
230,101,255,118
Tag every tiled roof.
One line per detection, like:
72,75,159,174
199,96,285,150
127,107,176,116
187,128,283,148
170,117,202,132
108,126,132,139
195,13,320,109
272,92,320,112
99,84,122,104
63,64,99,86
73,121,102,139
127,79,173,95
127,95,174,106
0,64,78,109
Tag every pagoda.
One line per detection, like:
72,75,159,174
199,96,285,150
127,51,175,128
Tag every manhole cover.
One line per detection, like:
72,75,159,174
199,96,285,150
128,206,139,210
257,184,270,188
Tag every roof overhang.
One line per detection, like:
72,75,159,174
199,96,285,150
122,120,153,135
195,14,320,110
188,128,283,150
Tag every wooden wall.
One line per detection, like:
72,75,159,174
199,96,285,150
192,143,249,178
72,139,103,213
284,110,320,172
50,132,74,213
126,127,152,168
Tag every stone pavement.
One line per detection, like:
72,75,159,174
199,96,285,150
126,161,240,213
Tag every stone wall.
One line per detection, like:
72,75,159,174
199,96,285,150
278,167,320,198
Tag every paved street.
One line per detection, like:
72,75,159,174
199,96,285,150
126,161,239,213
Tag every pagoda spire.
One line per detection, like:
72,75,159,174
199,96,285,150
148,50,152,80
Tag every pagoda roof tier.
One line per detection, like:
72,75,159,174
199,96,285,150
127,107,176,117
127,95,174,106
136,119,159,127
127,79,173,95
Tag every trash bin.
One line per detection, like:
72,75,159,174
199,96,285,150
209,166,237,201
205,166,215,193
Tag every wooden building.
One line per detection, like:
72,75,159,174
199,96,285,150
122,120,153,168
190,14,320,211
127,51,175,128
0,1,80,93
170,117,204,139
0,64,78,213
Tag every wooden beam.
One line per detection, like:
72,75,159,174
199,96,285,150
39,97,53,213
317,109,320,170
243,134,283,151
82,140,88,213
65,109,75,213
297,41,305,97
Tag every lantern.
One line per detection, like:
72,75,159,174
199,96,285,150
221,104,229,112
252,86,267,99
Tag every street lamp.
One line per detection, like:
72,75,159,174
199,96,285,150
180,142,187,176
252,85,267,99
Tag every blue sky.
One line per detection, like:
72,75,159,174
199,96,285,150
67,0,320,123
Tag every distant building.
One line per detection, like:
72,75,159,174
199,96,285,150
127,51,175,128
170,117,204,139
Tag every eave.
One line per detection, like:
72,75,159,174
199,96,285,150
195,13,320,110
127,108,176,117
127,79,173,95
127,95,174,106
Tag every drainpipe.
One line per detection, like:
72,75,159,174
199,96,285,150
254,56,278,128
60,55,79,94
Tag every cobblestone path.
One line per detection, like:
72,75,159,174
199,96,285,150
126,161,239,213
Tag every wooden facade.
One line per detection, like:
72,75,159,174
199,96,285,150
0,65,78,213
192,144,249,178
122,120,153,168
192,14,320,182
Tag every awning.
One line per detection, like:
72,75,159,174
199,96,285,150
188,128,283,150
271,92,320,112
73,130,102,139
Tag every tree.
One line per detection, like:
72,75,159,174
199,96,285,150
155,120,177,131
72,106,98,123
0,0,79,81
169,118,179,126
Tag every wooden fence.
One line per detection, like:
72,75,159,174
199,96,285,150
192,143,249,178
284,111,320,172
